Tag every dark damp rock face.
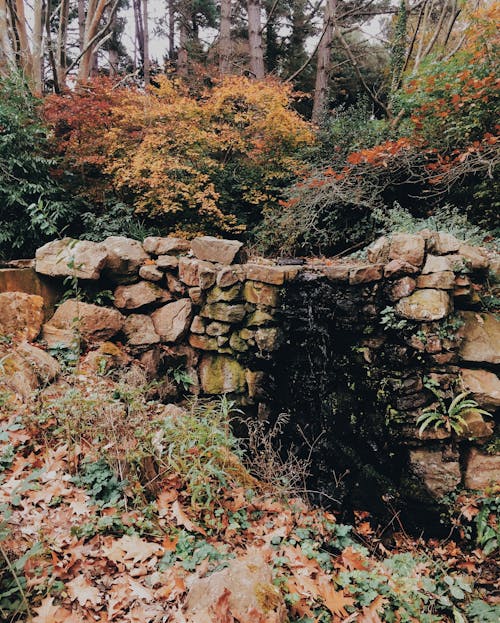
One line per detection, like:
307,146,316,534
270,273,443,530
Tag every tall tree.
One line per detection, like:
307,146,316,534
312,0,336,123
247,0,265,78
219,0,232,74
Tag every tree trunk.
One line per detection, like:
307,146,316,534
12,0,33,81
78,0,85,52
31,0,44,94
142,0,150,84
247,0,265,78
312,0,336,124
219,0,231,74
77,0,115,83
56,0,69,88
177,12,188,77
0,0,14,74
167,0,175,60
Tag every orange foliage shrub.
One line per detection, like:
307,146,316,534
44,76,314,236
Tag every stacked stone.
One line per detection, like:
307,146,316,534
0,229,498,501
27,235,301,402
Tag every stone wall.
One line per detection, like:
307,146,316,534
0,230,498,523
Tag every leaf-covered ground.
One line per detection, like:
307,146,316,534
1,362,498,622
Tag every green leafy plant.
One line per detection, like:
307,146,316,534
417,389,492,437
169,366,195,391
73,458,127,507
379,306,411,332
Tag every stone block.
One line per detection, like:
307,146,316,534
459,244,489,271
383,259,419,278
389,277,416,301
123,314,160,347
323,265,350,282
0,267,62,319
36,238,107,280
199,354,246,394
367,236,391,263
114,281,170,310
188,334,218,351
244,263,288,285
459,368,500,409
156,255,179,270
143,236,190,255
206,284,241,303
151,299,192,343
191,236,243,265
349,264,384,285
200,303,246,323
217,265,244,288
179,257,217,289
243,281,280,307
0,292,44,341
416,271,455,290
409,449,461,498
139,265,163,282
389,233,425,267
102,236,149,283
396,289,452,321
458,311,500,365
43,299,124,343
464,448,500,490
433,232,461,254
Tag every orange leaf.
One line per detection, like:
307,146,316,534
341,546,368,571
359,595,386,622
317,577,354,617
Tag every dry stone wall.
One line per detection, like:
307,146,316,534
0,230,499,520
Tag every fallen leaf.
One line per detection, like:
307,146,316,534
66,573,102,607
103,534,163,564
209,588,235,623
359,595,386,622
317,577,354,618
172,500,206,534
32,596,61,623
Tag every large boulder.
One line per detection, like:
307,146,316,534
396,289,452,321
0,343,60,400
0,267,62,319
199,354,246,394
102,236,149,283
113,281,170,310
409,449,461,498
35,238,107,280
43,299,124,345
191,236,243,265
389,233,426,267
184,552,287,623
458,312,500,365
0,292,44,340
142,236,190,256
151,299,192,342
464,448,500,490
460,368,500,410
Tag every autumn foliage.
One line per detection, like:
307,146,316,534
44,76,314,237
261,4,499,255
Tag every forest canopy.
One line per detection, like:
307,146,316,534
0,0,498,258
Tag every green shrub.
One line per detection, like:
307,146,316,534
0,73,70,258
